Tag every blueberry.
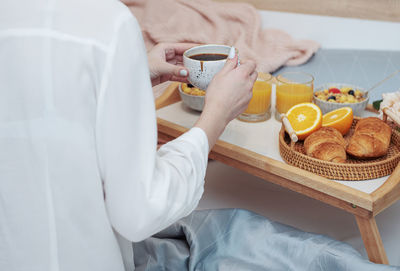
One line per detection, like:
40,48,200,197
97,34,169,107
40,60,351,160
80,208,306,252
348,90,355,96
328,96,336,101
187,84,194,88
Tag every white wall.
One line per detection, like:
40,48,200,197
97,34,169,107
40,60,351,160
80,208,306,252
260,10,400,50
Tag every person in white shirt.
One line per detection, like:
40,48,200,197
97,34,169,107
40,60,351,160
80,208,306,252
0,0,256,270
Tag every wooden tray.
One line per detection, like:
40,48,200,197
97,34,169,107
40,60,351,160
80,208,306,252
157,82,400,264
279,118,400,181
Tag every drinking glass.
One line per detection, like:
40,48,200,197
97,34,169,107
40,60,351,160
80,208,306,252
275,71,314,120
238,73,273,122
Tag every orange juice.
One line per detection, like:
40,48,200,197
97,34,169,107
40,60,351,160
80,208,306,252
276,83,313,114
243,80,272,114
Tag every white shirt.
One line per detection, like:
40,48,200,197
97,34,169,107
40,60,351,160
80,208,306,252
0,0,209,270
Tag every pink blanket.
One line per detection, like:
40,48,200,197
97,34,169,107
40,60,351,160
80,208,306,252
122,0,319,73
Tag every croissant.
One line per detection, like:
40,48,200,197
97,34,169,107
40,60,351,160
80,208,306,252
346,117,392,158
304,127,347,163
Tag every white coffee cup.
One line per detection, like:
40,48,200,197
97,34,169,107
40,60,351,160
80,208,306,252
183,44,236,90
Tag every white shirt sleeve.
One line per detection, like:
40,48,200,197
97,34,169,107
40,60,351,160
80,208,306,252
96,14,209,242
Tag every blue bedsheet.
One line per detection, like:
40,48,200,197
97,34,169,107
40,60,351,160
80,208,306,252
133,209,400,270
273,49,400,102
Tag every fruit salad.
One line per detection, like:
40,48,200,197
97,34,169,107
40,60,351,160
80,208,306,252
314,87,366,103
181,83,206,96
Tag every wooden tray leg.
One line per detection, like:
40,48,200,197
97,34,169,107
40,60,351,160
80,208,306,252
355,215,389,264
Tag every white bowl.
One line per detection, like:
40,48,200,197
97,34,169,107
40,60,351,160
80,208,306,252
314,83,369,116
178,84,205,111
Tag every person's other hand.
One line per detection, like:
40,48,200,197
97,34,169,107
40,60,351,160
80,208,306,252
205,55,257,125
147,43,198,86
195,53,257,150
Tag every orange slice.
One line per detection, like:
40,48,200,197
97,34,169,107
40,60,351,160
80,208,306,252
322,107,353,135
286,103,322,140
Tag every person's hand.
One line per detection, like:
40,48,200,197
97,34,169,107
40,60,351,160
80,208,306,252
195,54,257,150
205,55,257,124
147,43,198,86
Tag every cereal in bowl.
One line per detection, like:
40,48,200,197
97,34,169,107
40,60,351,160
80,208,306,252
181,83,206,96
314,87,365,103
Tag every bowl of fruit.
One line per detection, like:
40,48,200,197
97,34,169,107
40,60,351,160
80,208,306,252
313,83,369,116
179,83,206,111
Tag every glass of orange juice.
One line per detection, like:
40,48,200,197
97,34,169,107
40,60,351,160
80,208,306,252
275,71,314,120
238,73,273,122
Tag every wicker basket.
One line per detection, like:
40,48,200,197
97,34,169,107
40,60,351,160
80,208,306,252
279,118,400,180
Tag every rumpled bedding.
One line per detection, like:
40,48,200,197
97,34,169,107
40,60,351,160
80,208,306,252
121,0,320,73
133,209,400,270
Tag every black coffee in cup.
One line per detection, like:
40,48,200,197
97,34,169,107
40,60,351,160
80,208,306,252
189,53,228,61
